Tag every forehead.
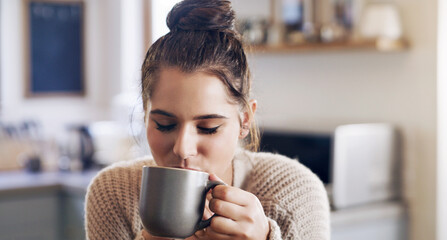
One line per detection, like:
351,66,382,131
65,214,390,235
150,67,237,114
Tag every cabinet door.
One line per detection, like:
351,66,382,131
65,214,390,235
331,215,408,240
0,190,60,240
60,190,86,240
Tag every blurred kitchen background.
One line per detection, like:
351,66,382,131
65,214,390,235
1,0,446,239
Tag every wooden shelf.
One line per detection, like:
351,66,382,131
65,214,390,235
246,39,409,54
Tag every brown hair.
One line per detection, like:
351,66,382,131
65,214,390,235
141,0,259,151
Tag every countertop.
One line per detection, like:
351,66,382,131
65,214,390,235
0,169,407,227
331,201,407,227
0,169,99,195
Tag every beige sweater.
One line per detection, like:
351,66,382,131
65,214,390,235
85,150,330,240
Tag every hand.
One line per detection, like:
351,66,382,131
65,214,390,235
193,174,270,240
142,229,176,240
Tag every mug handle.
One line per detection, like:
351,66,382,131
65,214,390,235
196,180,225,230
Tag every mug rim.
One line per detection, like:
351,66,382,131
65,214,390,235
143,165,209,175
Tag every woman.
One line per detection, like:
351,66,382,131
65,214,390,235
85,0,330,239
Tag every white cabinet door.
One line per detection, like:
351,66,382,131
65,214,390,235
331,202,408,240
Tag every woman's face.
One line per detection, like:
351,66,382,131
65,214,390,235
146,67,243,184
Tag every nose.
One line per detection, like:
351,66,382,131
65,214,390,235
172,125,198,164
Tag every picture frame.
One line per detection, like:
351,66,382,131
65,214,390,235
24,0,85,97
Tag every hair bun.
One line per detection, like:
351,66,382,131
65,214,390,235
167,0,235,32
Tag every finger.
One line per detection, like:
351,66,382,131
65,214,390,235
211,185,258,207
209,198,245,221
203,190,215,219
142,230,151,239
207,215,239,235
193,228,206,239
206,190,213,201
185,235,198,240
204,224,235,240
203,203,213,220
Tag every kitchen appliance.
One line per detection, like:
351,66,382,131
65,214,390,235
260,130,332,184
88,121,138,166
260,123,400,210
61,125,94,171
331,123,399,209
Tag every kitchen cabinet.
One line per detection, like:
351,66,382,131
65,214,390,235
0,170,96,240
0,188,60,240
60,187,87,240
331,201,408,240
0,188,87,240
0,170,407,239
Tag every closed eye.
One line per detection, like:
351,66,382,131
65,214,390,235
154,121,176,132
197,126,220,135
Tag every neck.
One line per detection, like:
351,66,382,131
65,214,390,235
222,163,234,186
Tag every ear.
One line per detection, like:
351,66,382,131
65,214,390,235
239,99,257,139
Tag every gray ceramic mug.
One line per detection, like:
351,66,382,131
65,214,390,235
139,166,224,238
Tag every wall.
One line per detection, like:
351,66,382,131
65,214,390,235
0,0,440,239
437,0,447,239
0,0,123,138
233,0,438,240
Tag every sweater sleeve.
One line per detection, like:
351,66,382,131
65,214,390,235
85,170,130,239
267,217,283,240
85,164,144,240
247,152,330,240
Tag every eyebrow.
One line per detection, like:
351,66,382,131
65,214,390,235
150,109,176,118
150,109,228,120
193,114,228,120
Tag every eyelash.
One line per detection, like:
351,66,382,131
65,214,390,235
198,126,219,135
155,122,176,132
154,122,220,135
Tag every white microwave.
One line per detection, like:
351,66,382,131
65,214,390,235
331,123,400,209
261,123,400,209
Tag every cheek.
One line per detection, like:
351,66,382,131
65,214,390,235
200,124,240,164
147,127,172,161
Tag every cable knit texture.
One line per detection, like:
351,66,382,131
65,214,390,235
85,150,330,240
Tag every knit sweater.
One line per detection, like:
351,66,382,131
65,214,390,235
85,150,330,240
